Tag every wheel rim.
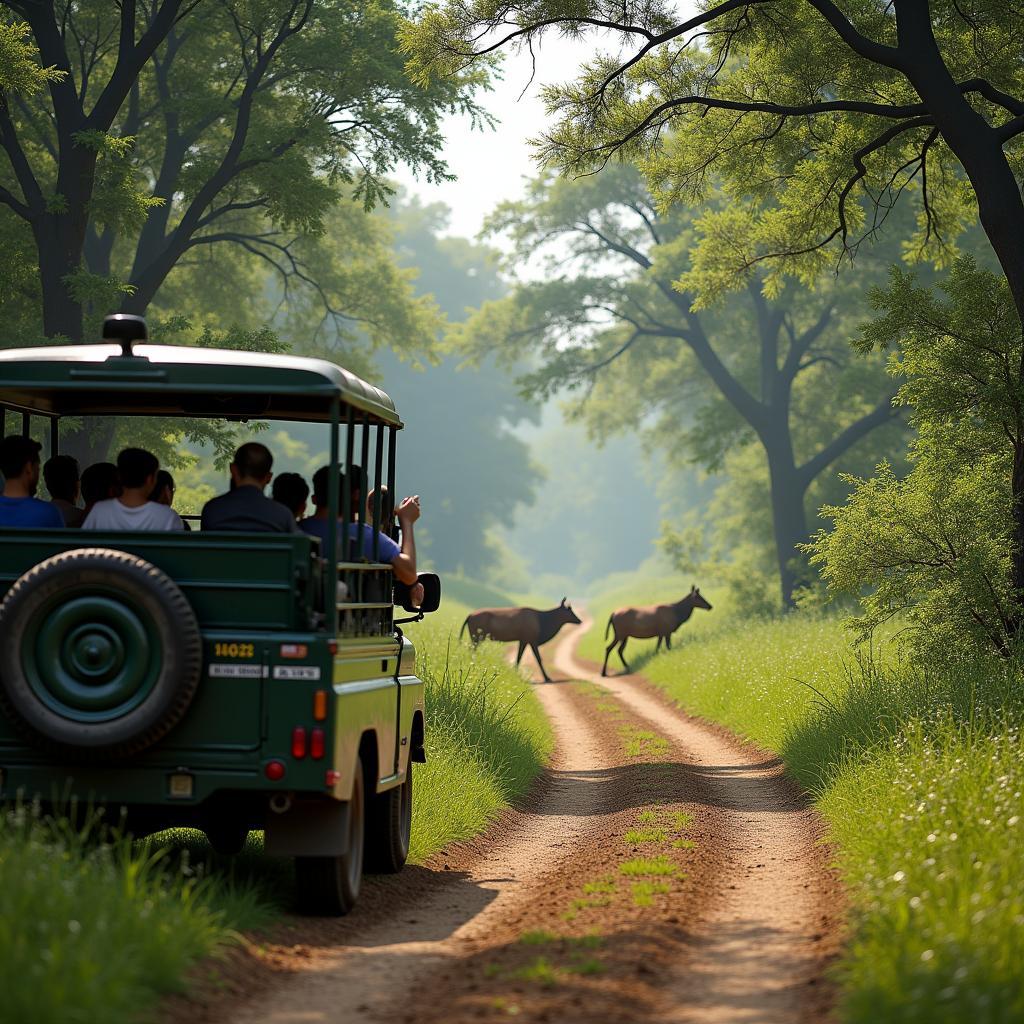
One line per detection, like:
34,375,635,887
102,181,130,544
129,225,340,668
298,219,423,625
23,588,160,722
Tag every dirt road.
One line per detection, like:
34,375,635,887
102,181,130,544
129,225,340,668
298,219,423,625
193,619,842,1024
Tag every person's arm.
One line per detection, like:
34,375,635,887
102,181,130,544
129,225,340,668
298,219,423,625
390,495,420,586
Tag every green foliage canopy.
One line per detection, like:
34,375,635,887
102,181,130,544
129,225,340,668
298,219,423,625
405,2,1024,321
812,258,1023,655
0,0,487,346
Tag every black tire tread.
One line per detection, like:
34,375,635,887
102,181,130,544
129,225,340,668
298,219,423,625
0,547,202,759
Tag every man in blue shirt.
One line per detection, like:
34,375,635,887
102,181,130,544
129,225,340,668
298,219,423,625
300,465,420,585
0,436,65,529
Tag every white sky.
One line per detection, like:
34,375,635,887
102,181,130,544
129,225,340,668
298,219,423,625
395,7,701,241
394,35,608,241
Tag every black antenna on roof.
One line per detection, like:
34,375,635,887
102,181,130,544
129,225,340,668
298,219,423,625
102,314,147,357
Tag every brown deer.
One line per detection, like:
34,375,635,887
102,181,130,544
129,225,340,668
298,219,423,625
602,586,713,676
460,598,582,682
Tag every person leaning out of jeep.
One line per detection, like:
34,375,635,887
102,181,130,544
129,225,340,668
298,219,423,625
0,435,65,529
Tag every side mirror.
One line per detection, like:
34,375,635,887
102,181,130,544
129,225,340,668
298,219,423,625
395,572,442,614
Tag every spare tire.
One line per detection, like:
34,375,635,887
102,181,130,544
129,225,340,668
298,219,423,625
0,548,202,759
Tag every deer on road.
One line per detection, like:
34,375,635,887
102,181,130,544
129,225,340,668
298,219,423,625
460,598,582,683
602,586,713,676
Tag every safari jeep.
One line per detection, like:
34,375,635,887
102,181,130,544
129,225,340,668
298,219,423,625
0,315,439,915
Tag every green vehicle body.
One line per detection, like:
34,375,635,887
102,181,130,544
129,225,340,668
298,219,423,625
0,323,432,909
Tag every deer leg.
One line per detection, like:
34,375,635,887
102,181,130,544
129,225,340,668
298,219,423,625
617,639,631,673
602,639,616,676
665,632,672,651
531,644,552,683
655,635,662,653
515,640,526,666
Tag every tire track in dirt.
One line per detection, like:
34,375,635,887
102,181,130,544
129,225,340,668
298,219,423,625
216,646,627,1024
183,619,842,1024
554,618,844,1023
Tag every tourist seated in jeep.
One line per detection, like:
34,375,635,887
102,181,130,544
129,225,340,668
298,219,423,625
0,435,65,529
201,441,297,534
150,469,192,531
81,461,121,517
44,454,85,527
84,447,184,531
272,471,310,522
301,465,420,586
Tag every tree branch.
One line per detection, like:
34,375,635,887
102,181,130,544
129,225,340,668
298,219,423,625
780,303,834,381
798,396,903,485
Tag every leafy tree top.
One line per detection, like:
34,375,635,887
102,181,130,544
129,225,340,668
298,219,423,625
404,1,1024,311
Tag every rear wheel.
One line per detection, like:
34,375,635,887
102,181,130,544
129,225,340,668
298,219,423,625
365,764,412,873
294,757,365,915
204,821,250,857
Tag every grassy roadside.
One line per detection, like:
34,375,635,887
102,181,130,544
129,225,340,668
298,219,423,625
405,590,553,862
591,605,1024,1022
0,584,551,1024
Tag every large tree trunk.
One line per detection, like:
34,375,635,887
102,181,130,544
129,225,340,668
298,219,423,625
767,454,809,611
35,217,86,343
1011,440,1024,637
760,413,810,610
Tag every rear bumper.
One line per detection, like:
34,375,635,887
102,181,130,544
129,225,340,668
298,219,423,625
0,759,324,811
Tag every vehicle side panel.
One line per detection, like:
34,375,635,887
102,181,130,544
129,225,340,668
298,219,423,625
0,531,315,631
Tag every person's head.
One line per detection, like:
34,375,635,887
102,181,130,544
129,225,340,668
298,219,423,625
0,435,43,495
43,454,80,503
311,465,341,517
117,448,159,494
149,469,176,506
230,442,273,489
272,472,309,519
81,462,121,508
347,464,366,504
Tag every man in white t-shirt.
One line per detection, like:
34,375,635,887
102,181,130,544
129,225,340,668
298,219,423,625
83,448,184,531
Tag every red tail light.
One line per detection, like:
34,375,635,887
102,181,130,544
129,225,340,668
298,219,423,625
291,726,307,759
325,769,341,787
310,728,325,760
264,759,286,781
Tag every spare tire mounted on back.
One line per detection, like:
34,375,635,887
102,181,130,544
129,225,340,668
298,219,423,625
0,548,202,759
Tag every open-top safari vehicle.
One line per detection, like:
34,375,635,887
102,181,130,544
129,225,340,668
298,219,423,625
0,315,439,914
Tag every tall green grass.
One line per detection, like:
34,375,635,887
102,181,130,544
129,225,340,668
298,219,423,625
406,597,553,861
0,806,272,1024
612,611,1024,1022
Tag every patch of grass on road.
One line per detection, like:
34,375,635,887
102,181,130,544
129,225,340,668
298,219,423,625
619,855,678,877
609,609,1024,1023
631,880,671,907
624,826,668,844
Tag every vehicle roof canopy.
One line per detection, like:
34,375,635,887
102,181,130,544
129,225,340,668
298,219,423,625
0,343,401,427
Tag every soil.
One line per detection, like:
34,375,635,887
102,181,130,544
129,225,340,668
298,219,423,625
161,616,844,1024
